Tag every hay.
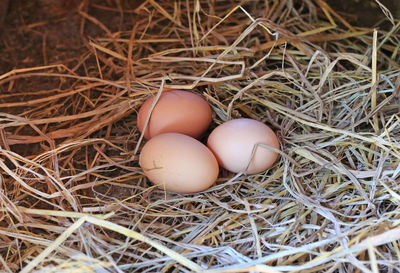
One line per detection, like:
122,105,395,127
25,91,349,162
1,0,400,272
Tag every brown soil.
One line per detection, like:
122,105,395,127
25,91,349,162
1,0,397,79
326,0,399,27
0,0,144,75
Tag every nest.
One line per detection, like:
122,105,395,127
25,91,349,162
1,0,400,272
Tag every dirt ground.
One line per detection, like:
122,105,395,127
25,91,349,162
0,0,398,77
327,0,399,27
0,0,145,75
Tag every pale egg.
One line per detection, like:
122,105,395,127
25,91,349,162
139,133,219,193
207,118,280,174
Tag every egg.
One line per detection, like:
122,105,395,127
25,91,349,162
207,118,280,174
137,90,212,139
139,133,219,193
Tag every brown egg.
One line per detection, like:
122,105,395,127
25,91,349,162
139,133,219,193
207,118,280,174
137,90,212,139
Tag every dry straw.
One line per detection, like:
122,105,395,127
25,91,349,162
1,0,400,272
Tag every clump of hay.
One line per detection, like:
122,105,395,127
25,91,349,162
1,1,400,272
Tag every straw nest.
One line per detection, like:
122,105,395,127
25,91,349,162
1,1,400,272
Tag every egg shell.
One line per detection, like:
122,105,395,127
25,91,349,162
139,133,219,193
137,90,212,139
207,118,280,174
